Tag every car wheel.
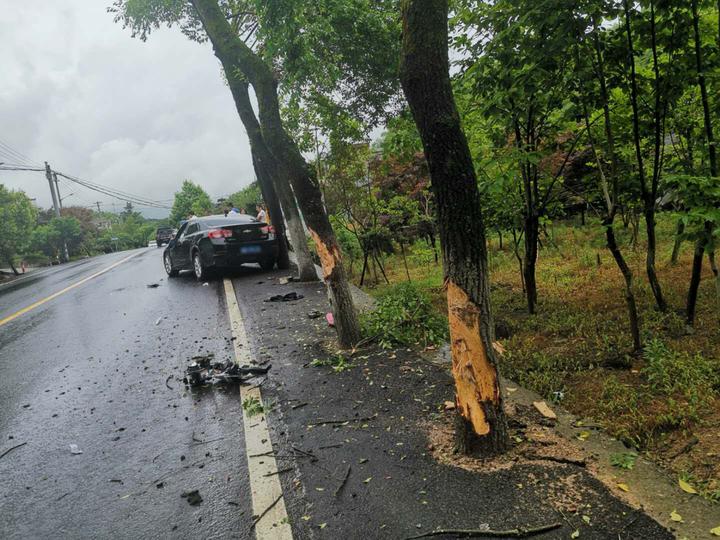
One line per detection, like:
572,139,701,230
164,253,179,277
259,257,276,271
193,252,207,281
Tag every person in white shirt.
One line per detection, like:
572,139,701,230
256,204,267,223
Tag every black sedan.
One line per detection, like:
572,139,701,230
163,214,278,280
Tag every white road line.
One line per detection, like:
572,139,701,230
223,278,293,540
0,251,144,328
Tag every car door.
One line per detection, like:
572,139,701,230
168,222,188,268
177,222,199,268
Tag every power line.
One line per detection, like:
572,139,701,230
0,139,41,168
0,164,171,210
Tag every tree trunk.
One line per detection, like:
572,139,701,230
709,250,720,313
399,0,507,456
191,0,360,347
204,38,317,281
523,215,539,314
606,224,642,352
687,0,718,326
670,218,684,265
623,0,666,312
251,149,289,270
7,259,19,276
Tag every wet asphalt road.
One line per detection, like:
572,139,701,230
0,249,254,539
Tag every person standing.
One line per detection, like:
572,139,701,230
255,203,267,223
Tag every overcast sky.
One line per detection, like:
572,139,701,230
0,1,256,218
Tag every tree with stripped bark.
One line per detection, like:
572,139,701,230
399,0,508,455
111,0,367,346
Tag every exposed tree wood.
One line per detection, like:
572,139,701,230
198,27,316,280
399,0,507,455
188,0,361,347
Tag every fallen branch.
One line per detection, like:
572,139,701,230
250,493,283,529
165,376,174,390
263,467,293,477
291,402,308,410
308,414,377,427
318,443,344,450
334,465,351,497
0,441,27,460
404,523,562,539
191,437,224,446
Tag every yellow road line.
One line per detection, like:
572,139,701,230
223,278,293,540
0,251,142,328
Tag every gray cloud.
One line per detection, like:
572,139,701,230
0,0,255,217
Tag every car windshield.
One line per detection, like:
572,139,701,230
203,218,256,227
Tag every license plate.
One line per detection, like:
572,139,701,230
240,245,262,254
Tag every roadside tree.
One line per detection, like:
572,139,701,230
0,185,37,274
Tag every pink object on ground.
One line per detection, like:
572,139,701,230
325,312,335,327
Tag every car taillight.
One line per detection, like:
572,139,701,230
208,228,232,239
260,226,275,239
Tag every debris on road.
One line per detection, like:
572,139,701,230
183,354,271,387
69,444,83,455
0,441,27,460
155,317,162,326
146,283,160,288
307,310,323,319
264,292,304,302
532,401,557,420
326,312,335,327
202,282,209,287
181,489,203,506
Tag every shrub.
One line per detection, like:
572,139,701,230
361,281,448,348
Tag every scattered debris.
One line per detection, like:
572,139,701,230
250,493,284,529
181,490,203,506
334,466,351,497
183,354,271,387
165,376,174,390
202,282,209,286
291,402,308,410
263,467,293,477
278,277,290,285
155,317,162,326
678,478,697,494
308,414,377,427
326,312,335,327
532,401,557,420
0,441,27,460
264,292,304,302
307,310,323,319
146,283,160,288
69,444,83,455
443,400,456,411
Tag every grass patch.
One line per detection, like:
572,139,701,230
310,353,354,373
360,281,448,349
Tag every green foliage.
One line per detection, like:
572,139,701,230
242,396,265,417
610,452,638,470
361,282,448,348
225,182,262,214
502,350,581,402
170,180,213,224
310,353,354,373
30,217,83,259
0,185,37,267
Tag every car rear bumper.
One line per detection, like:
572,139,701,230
208,239,278,267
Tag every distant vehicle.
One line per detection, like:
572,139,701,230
148,240,157,248
155,227,176,247
163,214,278,280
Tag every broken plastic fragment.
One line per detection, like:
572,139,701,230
69,444,82,455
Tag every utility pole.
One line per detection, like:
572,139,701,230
44,162,69,263
95,201,102,212
52,172,63,209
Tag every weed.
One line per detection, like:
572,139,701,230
310,353,354,373
242,396,265,417
610,452,638,470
